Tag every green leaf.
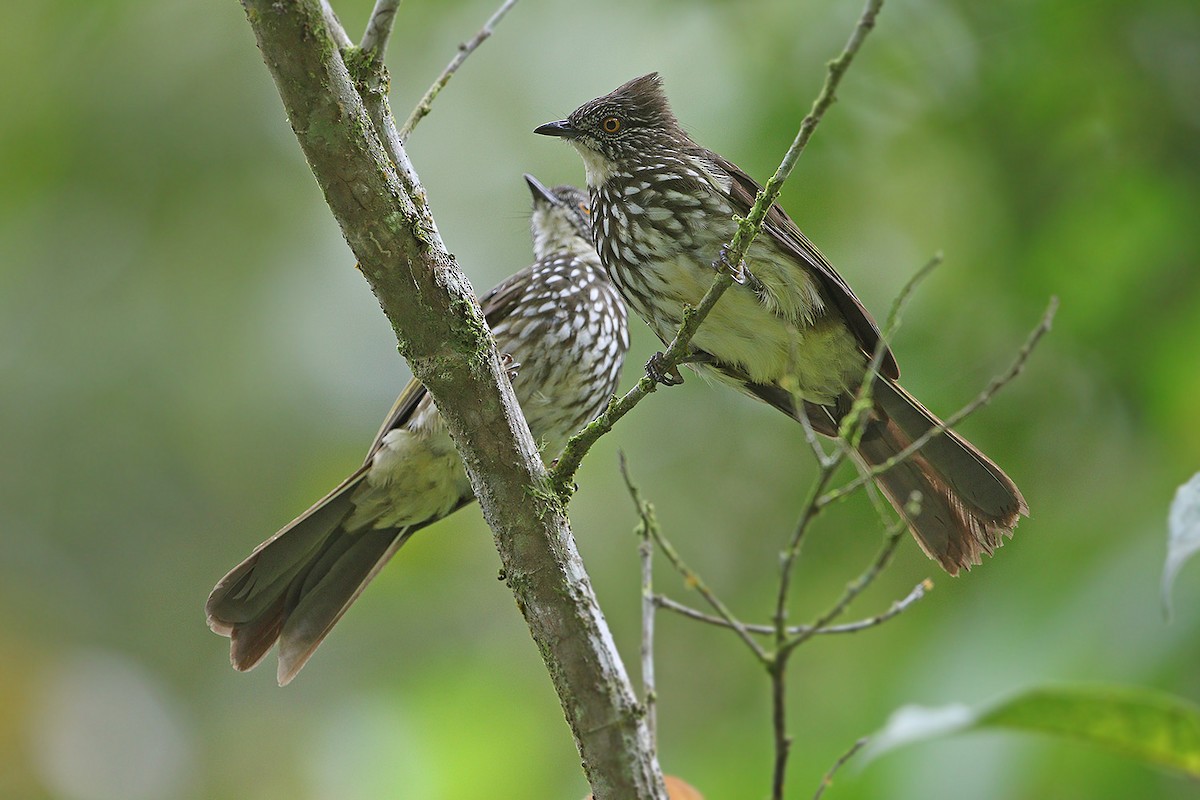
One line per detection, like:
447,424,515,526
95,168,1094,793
864,685,1200,778
1163,472,1200,619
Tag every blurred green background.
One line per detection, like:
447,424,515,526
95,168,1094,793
3,0,1198,797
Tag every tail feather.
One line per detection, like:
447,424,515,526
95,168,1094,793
206,468,414,684
857,379,1027,574
275,526,414,685
228,593,286,673
874,381,1027,520
207,469,368,630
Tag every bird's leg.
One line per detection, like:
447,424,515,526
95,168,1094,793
499,353,521,382
712,244,764,294
645,349,713,387
645,352,684,386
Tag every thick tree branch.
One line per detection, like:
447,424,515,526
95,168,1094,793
238,2,661,797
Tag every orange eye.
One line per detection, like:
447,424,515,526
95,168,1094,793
578,202,590,215
601,116,622,134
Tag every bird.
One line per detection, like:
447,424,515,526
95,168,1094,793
535,73,1026,575
205,175,629,685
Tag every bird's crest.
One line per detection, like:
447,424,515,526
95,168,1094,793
599,72,678,130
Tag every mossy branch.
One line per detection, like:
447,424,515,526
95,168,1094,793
238,2,663,797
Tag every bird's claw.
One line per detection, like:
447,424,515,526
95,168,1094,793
500,353,521,381
714,245,764,293
646,352,685,386
714,245,748,284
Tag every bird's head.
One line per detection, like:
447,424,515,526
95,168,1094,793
524,173,593,261
534,73,684,187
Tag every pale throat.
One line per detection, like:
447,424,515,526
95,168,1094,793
532,211,588,261
571,142,618,189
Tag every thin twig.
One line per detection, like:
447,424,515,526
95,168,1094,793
348,58,445,251
882,253,943,338
337,0,445,251
352,0,448,253
773,466,840,632
639,523,658,749
359,0,402,59
620,475,769,663
652,533,768,662
765,3,887,796
796,403,836,466
769,655,791,800
654,579,930,636
812,738,868,800
824,251,941,464
398,0,520,141
819,296,1058,509
771,251,939,640
618,452,658,747
784,514,912,656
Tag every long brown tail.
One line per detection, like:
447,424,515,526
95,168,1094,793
205,467,417,685
856,380,1028,574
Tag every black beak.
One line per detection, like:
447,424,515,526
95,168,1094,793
523,173,557,205
533,119,579,139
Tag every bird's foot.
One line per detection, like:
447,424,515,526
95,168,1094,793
713,245,764,293
646,351,685,386
714,245,747,283
500,353,521,382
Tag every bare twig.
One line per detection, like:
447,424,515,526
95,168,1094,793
772,250,940,642
812,738,868,800
359,0,402,59
766,492,909,798
881,254,943,339
819,296,1058,509
796,403,836,466
761,287,1053,800
618,452,659,747
759,4,887,796
639,526,658,747
398,0,520,140
654,580,930,636
654,533,768,662
623,465,768,664
784,514,912,656
773,467,840,634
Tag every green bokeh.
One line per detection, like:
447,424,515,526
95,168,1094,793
2,0,1197,798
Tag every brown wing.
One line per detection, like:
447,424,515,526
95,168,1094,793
712,152,900,380
363,267,536,461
